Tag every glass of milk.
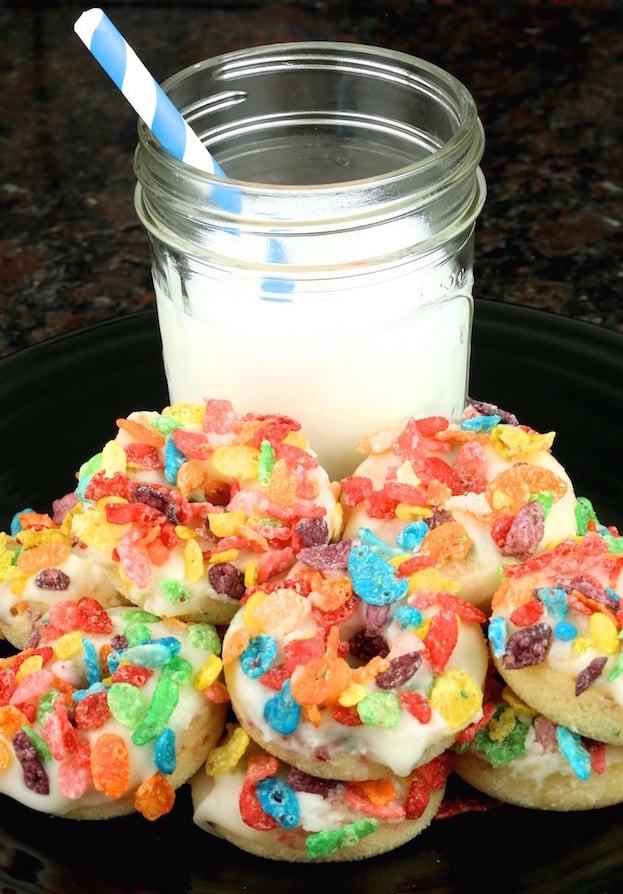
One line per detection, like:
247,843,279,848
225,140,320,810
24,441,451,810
134,42,486,481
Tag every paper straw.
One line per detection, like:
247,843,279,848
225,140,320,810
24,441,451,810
74,8,223,176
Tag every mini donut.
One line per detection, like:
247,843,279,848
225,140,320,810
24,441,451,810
0,602,227,819
0,505,126,650
489,526,623,746
191,722,453,862
454,671,623,811
340,400,579,612
68,399,342,624
222,538,489,781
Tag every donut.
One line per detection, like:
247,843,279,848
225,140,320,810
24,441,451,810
488,525,623,746
68,399,342,624
340,400,579,612
0,504,126,650
191,722,453,862
0,602,227,819
454,671,623,811
222,538,489,781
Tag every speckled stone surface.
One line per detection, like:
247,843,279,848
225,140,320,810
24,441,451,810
1,0,622,358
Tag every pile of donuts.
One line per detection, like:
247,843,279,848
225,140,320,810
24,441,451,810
0,396,621,862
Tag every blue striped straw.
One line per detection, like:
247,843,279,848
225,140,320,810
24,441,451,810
74,8,223,176
74,7,292,300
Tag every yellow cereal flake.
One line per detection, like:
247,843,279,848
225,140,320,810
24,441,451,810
590,613,620,655
488,706,517,741
194,654,223,690
502,686,537,717
162,402,206,425
15,654,43,681
395,503,432,521
208,549,239,565
0,738,12,771
251,588,307,637
429,667,482,730
101,439,127,476
571,637,591,656
242,590,268,630
211,445,259,480
208,510,246,539
184,538,204,583
338,682,367,707
205,724,250,775
243,561,258,587
490,424,555,460
284,431,308,449
407,567,461,596
53,630,84,661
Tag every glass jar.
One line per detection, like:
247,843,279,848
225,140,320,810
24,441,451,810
134,41,486,480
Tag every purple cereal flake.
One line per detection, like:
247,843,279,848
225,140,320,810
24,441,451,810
365,603,390,631
467,398,519,426
131,483,185,525
533,715,557,751
502,622,552,669
34,568,71,591
348,629,390,663
376,651,422,690
208,562,246,600
575,656,608,696
110,633,129,652
570,577,618,612
295,517,329,548
286,767,340,796
52,492,79,525
297,539,352,572
427,508,453,530
502,501,545,560
12,730,49,795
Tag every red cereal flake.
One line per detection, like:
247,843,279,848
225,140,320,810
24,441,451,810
42,698,79,760
203,399,243,435
423,610,458,673
257,548,295,584
0,668,16,706
420,457,460,495
396,554,436,578
405,776,431,819
91,733,131,799
491,514,514,549
416,752,454,790
339,476,373,509
332,702,363,726
171,428,211,459
75,691,112,730
84,471,133,502
104,501,166,526
124,442,164,470
111,665,154,687
135,772,176,820
454,700,497,746
310,593,359,628
437,592,487,624
398,690,432,723
203,681,231,704
76,597,114,634
259,664,290,691
510,599,544,627
57,739,92,800
588,741,607,775
415,416,449,438
453,439,488,494
239,754,280,831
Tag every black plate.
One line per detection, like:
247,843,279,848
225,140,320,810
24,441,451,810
0,300,622,893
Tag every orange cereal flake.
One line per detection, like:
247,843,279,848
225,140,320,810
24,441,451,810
135,772,176,820
91,732,131,799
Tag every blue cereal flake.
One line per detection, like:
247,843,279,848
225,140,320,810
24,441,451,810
536,586,568,620
154,727,177,774
393,604,423,630
348,544,408,606
241,634,277,678
460,414,501,432
554,620,577,642
255,777,300,828
488,616,507,658
164,437,186,485
264,680,301,735
556,726,591,781
396,520,428,552
357,527,402,558
10,509,35,536
82,637,102,687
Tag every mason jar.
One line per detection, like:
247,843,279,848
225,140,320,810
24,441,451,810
134,41,486,480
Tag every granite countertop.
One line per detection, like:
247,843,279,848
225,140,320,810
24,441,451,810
1,0,622,359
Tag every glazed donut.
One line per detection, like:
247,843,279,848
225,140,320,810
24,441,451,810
340,401,579,611
489,526,623,746
222,538,489,781
0,602,227,819
68,399,342,624
0,504,126,650
192,723,453,862
454,671,623,811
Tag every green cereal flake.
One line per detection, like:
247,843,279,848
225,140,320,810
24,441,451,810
357,691,401,727
160,578,192,604
189,622,222,655
149,414,185,436
306,819,379,859
473,705,530,767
